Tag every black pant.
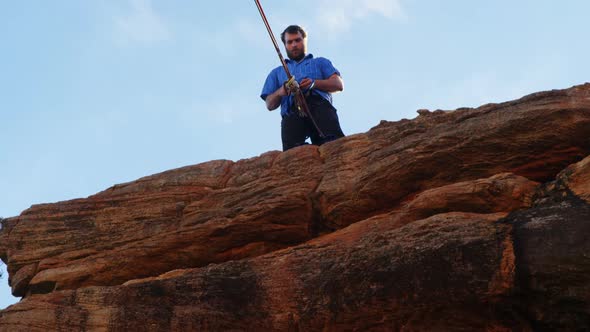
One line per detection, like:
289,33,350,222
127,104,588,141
281,94,345,151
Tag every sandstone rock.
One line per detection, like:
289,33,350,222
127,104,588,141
4,148,325,296
0,212,521,332
1,83,590,331
4,186,590,330
503,193,590,331
557,154,590,203
316,83,590,229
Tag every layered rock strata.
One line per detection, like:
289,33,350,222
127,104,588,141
1,83,590,331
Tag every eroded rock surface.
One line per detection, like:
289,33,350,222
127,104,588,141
1,83,590,331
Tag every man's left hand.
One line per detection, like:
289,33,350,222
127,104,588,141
299,78,314,90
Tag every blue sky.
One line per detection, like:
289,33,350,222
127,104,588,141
1,0,589,309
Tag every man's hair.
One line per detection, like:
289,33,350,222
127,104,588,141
281,25,307,44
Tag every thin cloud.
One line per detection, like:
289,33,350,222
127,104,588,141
363,0,404,19
316,0,406,33
114,0,171,45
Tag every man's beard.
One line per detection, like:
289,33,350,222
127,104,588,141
287,49,305,62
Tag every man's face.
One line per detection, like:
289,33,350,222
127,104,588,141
284,32,306,61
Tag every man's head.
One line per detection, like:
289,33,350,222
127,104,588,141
281,25,307,61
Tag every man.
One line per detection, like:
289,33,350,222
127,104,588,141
260,25,345,151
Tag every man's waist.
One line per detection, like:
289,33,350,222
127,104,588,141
281,90,331,116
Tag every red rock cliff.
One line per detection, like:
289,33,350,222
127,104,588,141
1,83,590,331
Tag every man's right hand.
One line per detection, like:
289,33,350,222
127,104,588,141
283,77,300,95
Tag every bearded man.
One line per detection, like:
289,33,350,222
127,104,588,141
260,25,345,151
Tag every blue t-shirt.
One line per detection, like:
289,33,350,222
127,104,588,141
260,54,341,116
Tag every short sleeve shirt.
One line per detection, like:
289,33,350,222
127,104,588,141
260,54,341,116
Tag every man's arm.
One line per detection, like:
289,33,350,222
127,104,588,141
300,73,343,93
264,85,288,111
